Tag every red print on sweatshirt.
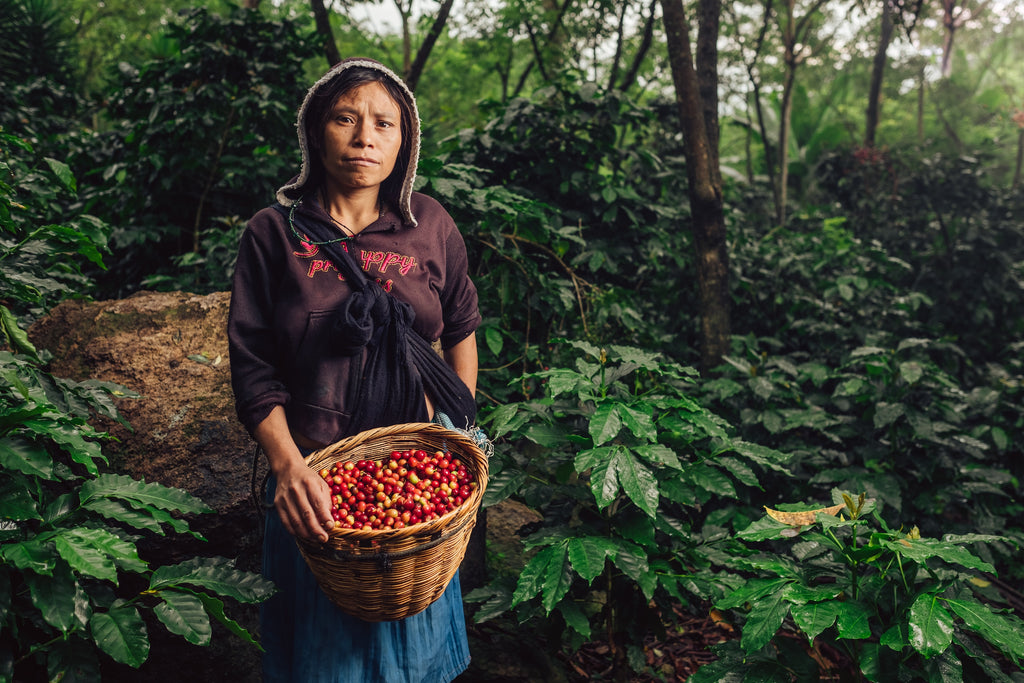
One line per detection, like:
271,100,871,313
293,239,417,289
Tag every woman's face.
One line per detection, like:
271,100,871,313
319,81,403,197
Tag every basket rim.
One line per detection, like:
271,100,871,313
300,421,488,544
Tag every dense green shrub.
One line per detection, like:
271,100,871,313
694,493,1024,682
467,341,791,679
432,87,696,366
1,130,274,682
74,6,318,296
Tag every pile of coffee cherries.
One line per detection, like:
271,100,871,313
320,449,477,531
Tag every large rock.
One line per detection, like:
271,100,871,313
30,291,260,562
30,291,264,681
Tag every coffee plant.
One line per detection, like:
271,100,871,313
1,131,275,681
467,340,792,678
692,492,1024,682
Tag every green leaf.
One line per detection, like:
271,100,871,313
723,440,793,474
566,536,616,584
684,463,736,499
45,638,101,682
633,443,681,470
617,403,657,442
481,403,525,439
154,589,211,646
1,538,58,575
609,541,655,599
908,593,954,657
149,557,275,603
589,403,621,446
0,435,54,480
523,423,572,448
899,361,924,384
81,498,170,535
718,577,794,610
80,474,213,515
588,451,619,510
735,516,792,542
54,529,120,583
90,604,149,668
944,598,1024,664
790,600,840,642
715,456,761,489
195,592,261,648
25,562,81,634
880,623,907,650
740,585,792,653
0,305,39,360
614,450,658,518
483,326,503,356
885,537,995,573
835,602,872,639
923,649,963,683
0,480,41,520
480,467,527,507
511,542,572,613
44,157,77,193
44,425,106,475
557,600,591,638
465,586,512,623
541,369,584,398
874,402,905,429
574,446,615,473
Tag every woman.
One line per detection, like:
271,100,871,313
228,57,480,683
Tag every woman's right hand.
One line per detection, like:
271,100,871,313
271,459,334,543
254,406,334,543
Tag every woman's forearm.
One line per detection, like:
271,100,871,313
445,332,478,396
254,405,333,542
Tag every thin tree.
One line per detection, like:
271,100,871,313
865,0,895,146
615,0,658,92
310,0,342,66
939,0,990,78
405,0,455,91
660,0,730,374
775,0,832,226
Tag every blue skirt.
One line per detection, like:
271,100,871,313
260,476,471,683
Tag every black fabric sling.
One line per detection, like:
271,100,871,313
274,202,477,436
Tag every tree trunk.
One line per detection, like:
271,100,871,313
941,0,958,78
865,0,894,146
617,0,658,92
309,0,341,67
917,64,926,143
405,0,455,92
742,0,779,217
696,0,721,174
775,0,830,226
512,0,573,96
1013,128,1023,190
660,0,730,374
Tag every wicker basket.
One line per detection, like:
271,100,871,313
295,422,488,622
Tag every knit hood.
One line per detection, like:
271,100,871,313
276,57,421,227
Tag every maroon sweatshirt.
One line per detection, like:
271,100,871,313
227,193,481,445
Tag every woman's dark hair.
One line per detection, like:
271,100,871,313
304,66,415,213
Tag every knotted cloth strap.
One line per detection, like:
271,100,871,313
274,202,477,434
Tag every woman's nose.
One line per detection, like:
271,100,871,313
352,119,374,146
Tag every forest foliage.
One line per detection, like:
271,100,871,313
2,0,1023,680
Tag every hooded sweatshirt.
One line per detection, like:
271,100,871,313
227,58,481,445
